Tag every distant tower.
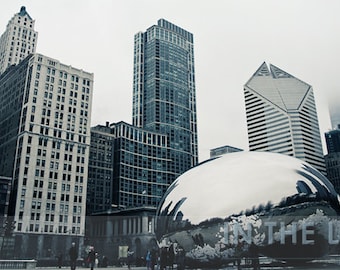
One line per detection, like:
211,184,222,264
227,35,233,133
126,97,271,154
325,129,340,193
0,6,38,74
244,62,326,174
132,19,198,175
210,145,243,158
328,93,340,130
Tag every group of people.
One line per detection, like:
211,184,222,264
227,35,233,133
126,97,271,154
64,243,185,270
66,242,107,270
144,244,185,270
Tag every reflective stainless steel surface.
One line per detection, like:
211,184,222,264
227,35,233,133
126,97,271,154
155,152,340,267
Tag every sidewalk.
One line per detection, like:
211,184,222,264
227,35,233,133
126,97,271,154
32,264,340,270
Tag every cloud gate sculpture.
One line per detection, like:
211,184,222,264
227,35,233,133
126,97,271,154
155,152,340,267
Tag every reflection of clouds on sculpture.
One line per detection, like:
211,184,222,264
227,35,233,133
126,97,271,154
155,152,340,267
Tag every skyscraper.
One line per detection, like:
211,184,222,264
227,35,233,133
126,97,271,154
244,62,326,174
328,94,340,130
0,53,93,258
325,129,340,154
324,129,340,193
132,19,198,175
87,19,199,212
85,19,199,258
0,6,38,74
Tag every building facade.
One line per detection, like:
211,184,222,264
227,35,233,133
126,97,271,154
0,176,13,259
325,129,340,194
87,121,173,212
0,6,37,75
244,62,326,174
86,120,176,262
86,207,157,266
210,145,243,158
0,53,93,259
86,20,199,259
87,123,115,214
110,121,172,209
132,19,198,176
325,129,340,154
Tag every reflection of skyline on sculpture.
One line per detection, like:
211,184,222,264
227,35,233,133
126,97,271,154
156,152,340,267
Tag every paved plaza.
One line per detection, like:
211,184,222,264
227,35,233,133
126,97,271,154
2,257,340,270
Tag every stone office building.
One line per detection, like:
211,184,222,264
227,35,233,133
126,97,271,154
0,53,93,259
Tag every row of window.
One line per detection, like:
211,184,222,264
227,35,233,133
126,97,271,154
17,222,81,234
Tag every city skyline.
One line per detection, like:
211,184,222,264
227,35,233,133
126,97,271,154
1,1,339,162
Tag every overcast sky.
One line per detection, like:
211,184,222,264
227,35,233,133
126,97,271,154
2,1,340,162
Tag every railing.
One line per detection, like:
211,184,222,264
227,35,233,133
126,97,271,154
0,260,36,269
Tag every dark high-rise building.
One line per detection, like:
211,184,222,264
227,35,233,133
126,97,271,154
89,19,199,211
110,121,172,208
86,23,199,259
87,123,115,214
325,129,340,193
133,19,198,175
87,121,173,212
325,129,340,154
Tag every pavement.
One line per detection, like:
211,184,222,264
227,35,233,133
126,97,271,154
30,262,340,270
3,258,340,270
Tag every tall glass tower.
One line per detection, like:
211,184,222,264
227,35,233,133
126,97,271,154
244,62,326,175
132,19,198,175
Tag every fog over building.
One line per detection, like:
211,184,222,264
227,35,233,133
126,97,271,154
244,62,326,175
328,93,340,130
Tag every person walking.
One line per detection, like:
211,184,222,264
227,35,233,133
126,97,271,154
145,250,152,270
56,252,63,268
87,246,96,270
69,242,78,270
127,247,134,270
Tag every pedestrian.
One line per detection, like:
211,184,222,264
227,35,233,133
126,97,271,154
150,248,158,270
145,250,152,270
167,244,175,270
101,255,108,267
176,247,185,270
69,242,78,270
95,252,99,268
159,247,167,270
56,252,63,268
127,247,134,270
87,246,96,270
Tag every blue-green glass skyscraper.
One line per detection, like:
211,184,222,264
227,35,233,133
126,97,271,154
133,19,198,175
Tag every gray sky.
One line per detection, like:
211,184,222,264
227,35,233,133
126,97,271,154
2,0,340,162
